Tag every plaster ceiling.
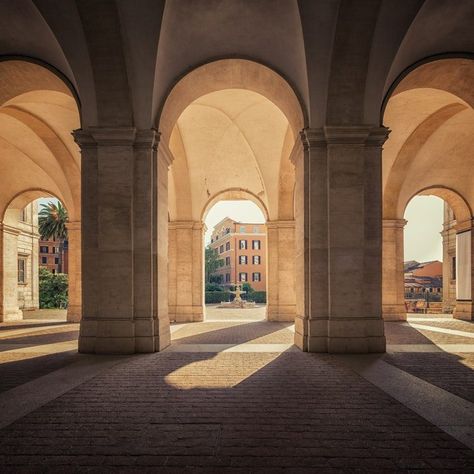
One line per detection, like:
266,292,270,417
169,88,293,221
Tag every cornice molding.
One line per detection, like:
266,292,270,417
382,218,407,229
266,220,295,229
298,125,391,149
0,223,22,236
65,221,81,231
72,127,137,147
299,128,325,151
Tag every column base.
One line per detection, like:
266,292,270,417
454,300,474,321
267,304,296,322
382,304,407,321
0,308,22,322
294,316,386,353
169,305,204,322
67,305,82,323
78,319,171,354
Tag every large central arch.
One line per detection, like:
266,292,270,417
160,59,305,326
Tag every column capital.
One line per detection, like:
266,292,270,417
134,129,160,150
0,223,21,236
72,127,137,147
299,128,326,150
455,218,473,233
169,220,202,230
298,125,390,150
266,220,295,229
324,125,390,146
382,218,407,229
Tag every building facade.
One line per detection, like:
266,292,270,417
0,201,39,319
39,239,69,274
209,218,266,292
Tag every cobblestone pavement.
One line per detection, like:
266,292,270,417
0,310,473,471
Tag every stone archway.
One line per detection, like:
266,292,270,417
383,186,472,321
0,60,81,323
382,57,474,322
160,59,303,329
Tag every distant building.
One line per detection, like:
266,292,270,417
209,217,266,292
404,260,443,297
39,239,69,274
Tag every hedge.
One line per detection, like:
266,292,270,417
245,291,266,303
205,291,231,304
205,290,267,304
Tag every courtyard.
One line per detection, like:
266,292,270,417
0,308,473,471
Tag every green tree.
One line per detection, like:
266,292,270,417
39,267,68,308
39,201,68,273
205,246,223,283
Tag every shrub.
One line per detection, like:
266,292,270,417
205,291,231,304
244,291,266,303
39,268,68,308
205,283,224,292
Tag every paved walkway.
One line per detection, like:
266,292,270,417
0,309,473,471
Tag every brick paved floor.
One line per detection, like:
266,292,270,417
0,315,78,393
0,311,473,471
1,350,474,472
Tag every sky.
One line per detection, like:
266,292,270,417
205,196,444,263
403,195,443,262
204,200,265,244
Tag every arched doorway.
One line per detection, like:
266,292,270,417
0,59,81,323
161,59,303,335
382,57,474,321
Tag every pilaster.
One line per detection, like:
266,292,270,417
168,220,204,322
382,219,407,321
0,224,22,321
65,221,82,322
266,220,296,322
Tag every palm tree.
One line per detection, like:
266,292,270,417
38,201,68,273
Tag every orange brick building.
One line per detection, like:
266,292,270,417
39,239,69,274
209,217,266,291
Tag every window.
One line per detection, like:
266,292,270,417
239,272,247,282
451,256,456,280
239,240,247,249
20,207,28,222
239,255,248,265
240,226,246,233
52,269,56,274
18,258,26,284
253,226,259,233
225,241,230,251
252,240,261,250
225,256,231,266
252,272,261,282
55,257,59,265
52,247,56,254
225,273,231,283
41,256,47,264
40,246,48,253
252,255,261,265
219,244,224,253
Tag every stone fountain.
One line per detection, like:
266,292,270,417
218,284,256,309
